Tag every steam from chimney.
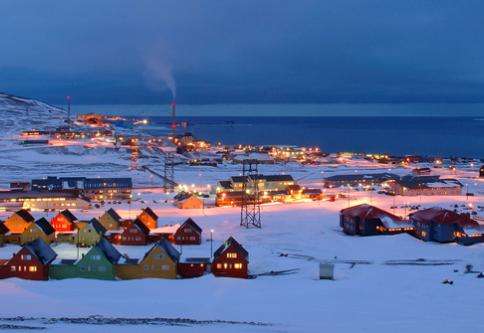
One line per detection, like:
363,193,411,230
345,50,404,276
144,44,177,100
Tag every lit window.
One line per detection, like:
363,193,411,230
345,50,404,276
234,263,243,269
227,253,237,259
216,263,222,269
28,266,37,272
10,266,15,272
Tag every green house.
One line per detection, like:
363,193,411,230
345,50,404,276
49,237,122,280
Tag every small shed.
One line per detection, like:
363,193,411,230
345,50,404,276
175,195,204,210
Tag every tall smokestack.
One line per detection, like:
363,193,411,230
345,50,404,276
66,95,72,128
170,100,176,130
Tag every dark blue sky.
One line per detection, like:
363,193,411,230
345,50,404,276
1,1,484,104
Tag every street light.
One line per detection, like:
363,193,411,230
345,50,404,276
210,229,214,259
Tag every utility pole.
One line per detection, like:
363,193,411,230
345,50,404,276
66,95,72,128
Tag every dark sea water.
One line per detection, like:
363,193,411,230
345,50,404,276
139,116,484,158
73,104,484,157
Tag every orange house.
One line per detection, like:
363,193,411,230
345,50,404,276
51,209,78,232
137,207,158,230
4,209,35,234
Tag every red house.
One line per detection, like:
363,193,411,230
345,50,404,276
51,209,78,232
173,218,202,245
178,257,210,278
212,237,249,279
110,219,150,245
0,238,57,280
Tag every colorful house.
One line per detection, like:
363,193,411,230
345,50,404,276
116,239,180,279
109,219,150,245
4,209,35,234
456,225,484,246
175,194,204,209
178,257,210,278
50,237,122,280
0,238,57,280
20,218,55,245
340,204,414,236
410,208,478,243
76,218,106,247
212,237,249,279
173,218,202,245
99,208,122,230
51,209,78,232
137,207,158,229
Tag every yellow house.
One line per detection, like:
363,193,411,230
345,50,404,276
76,218,106,247
4,209,35,234
137,207,158,229
99,208,122,230
20,218,55,245
116,239,180,279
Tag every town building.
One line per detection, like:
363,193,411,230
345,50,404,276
177,258,210,278
212,237,249,279
385,175,462,196
410,208,478,243
0,238,57,280
340,204,414,236
137,207,158,230
0,223,9,246
480,165,484,178
49,237,122,280
456,225,484,246
99,208,123,230
20,218,56,245
109,219,150,245
76,218,106,247
174,193,204,209
51,209,78,232
115,239,180,280
0,190,90,211
172,218,202,245
31,176,132,201
323,173,399,188
3,209,35,234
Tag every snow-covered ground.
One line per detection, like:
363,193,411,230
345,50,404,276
0,94,482,332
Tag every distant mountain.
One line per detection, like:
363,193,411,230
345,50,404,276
0,92,64,114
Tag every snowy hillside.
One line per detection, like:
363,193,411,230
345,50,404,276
0,92,66,138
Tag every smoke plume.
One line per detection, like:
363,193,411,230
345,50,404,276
144,45,177,100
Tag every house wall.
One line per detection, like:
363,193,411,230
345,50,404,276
4,214,30,234
1,248,49,280
51,214,74,232
177,197,203,209
115,247,177,279
138,212,157,229
177,262,208,278
77,223,102,247
174,226,201,245
99,214,120,230
110,222,148,245
212,244,248,279
20,224,55,245
51,248,116,280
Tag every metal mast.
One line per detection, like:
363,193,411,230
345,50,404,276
240,159,261,228
163,101,176,192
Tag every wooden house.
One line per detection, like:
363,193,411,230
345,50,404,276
212,237,249,279
175,194,204,209
99,208,122,230
410,208,478,243
173,218,202,245
178,258,210,278
4,209,34,234
456,225,484,246
76,218,106,247
49,237,122,280
0,223,9,247
0,238,57,280
51,209,78,232
137,207,158,230
20,218,55,245
115,239,180,280
109,219,150,245
340,204,414,236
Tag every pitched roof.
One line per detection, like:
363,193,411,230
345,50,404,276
95,237,122,264
213,236,248,260
35,217,55,235
23,238,57,265
133,218,151,235
410,208,477,226
89,218,106,234
180,218,202,234
231,174,294,183
143,238,180,263
105,208,122,222
15,209,35,223
0,222,9,235
142,207,158,220
60,209,77,222
340,204,402,222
